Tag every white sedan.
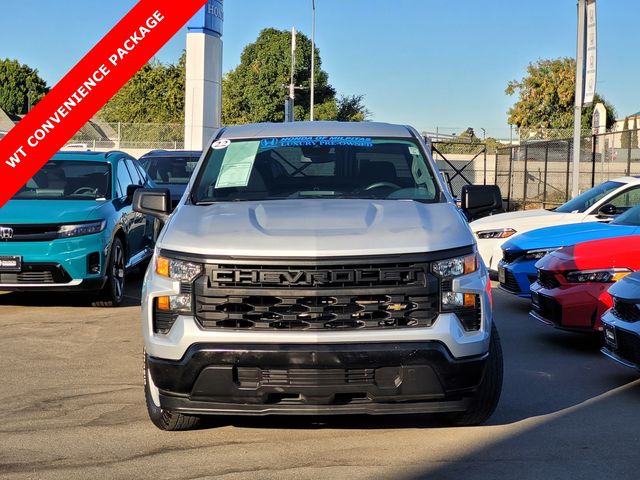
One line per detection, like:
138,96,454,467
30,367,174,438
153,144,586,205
470,176,640,275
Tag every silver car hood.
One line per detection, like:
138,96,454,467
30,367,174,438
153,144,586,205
159,199,474,257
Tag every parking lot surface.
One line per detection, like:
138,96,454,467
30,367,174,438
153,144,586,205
1,281,639,480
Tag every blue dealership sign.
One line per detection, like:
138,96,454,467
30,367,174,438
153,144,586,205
187,0,223,37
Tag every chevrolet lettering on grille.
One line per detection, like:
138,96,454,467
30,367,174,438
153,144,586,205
0,227,14,240
210,267,424,286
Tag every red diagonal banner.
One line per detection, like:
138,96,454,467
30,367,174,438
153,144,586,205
0,0,207,207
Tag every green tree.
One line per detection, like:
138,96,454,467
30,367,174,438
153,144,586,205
222,28,368,124
99,56,185,124
0,59,49,115
621,117,630,149
506,57,616,131
632,118,639,149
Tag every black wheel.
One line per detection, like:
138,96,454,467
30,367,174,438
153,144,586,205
92,236,125,307
448,323,503,426
144,351,201,431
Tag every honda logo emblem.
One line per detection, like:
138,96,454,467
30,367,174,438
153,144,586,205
0,227,13,239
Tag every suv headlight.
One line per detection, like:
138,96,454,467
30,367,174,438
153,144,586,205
432,253,478,278
524,248,558,260
58,220,106,238
565,268,631,284
476,228,516,239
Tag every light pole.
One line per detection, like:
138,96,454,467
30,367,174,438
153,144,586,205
310,0,316,121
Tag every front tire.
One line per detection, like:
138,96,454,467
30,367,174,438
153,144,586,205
448,323,503,426
144,351,201,431
92,237,125,307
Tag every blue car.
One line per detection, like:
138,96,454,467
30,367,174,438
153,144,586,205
498,205,640,297
0,151,156,306
138,150,201,207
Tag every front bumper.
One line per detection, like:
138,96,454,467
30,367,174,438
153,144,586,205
601,310,640,371
498,259,537,298
149,341,488,415
529,281,611,332
0,234,108,290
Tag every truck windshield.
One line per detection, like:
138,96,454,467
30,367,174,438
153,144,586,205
12,160,111,200
192,137,440,203
140,155,199,186
554,180,623,213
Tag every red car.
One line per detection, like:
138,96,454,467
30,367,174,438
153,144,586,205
529,235,640,332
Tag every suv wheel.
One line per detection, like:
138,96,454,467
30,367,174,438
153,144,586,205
92,237,125,307
144,351,201,431
447,323,503,426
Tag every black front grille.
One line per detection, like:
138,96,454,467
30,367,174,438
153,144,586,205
193,254,442,331
195,293,439,330
205,261,428,289
537,270,560,289
610,328,640,365
500,268,521,294
612,299,640,322
534,294,563,325
236,367,376,387
0,263,71,284
0,224,60,242
503,250,524,264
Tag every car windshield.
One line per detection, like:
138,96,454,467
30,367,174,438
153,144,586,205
554,180,623,213
612,203,640,226
192,137,440,204
12,160,111,200
140,155,199,185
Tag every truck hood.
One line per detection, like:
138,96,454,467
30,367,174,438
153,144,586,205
0,199,106,224
536,235,640,272
160,199,474,257
470,208,574,230
502,222,639,253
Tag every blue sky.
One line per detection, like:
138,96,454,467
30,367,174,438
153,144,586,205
1,0,638,138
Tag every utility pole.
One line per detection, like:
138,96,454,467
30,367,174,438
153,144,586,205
285,27,297,122
310,0,316,121
571,0,587,198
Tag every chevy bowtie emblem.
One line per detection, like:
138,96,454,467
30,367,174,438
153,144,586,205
0,227,14,239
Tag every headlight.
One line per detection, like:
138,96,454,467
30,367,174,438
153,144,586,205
524,248,558,260
432,253,478,278
156,256,202,282
565,268,631,284
476,228,516,239
58,220,106,238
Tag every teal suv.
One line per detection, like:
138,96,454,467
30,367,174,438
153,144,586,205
0,151,156,306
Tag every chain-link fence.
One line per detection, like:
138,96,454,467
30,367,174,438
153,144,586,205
496,129,640,210
64,121,184,150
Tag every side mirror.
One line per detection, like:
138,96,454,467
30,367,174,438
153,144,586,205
126,184,143,204
461,185,504,221
597,203,617,218
133,188,171,222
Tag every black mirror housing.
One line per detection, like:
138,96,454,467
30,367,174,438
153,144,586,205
133,188,171,222
597,203,617,217
126,184,143,204
461,185,504,221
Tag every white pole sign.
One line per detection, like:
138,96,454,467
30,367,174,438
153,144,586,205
583,0,597,105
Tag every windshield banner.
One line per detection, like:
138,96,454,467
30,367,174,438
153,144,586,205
0,0,207,207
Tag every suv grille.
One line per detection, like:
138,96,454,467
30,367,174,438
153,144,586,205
612,299,640,323
537,270,560,289
0,224,60,242
0,263,71,284
192,254,443,331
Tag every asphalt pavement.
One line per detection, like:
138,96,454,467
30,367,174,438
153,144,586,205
0,280,638,480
